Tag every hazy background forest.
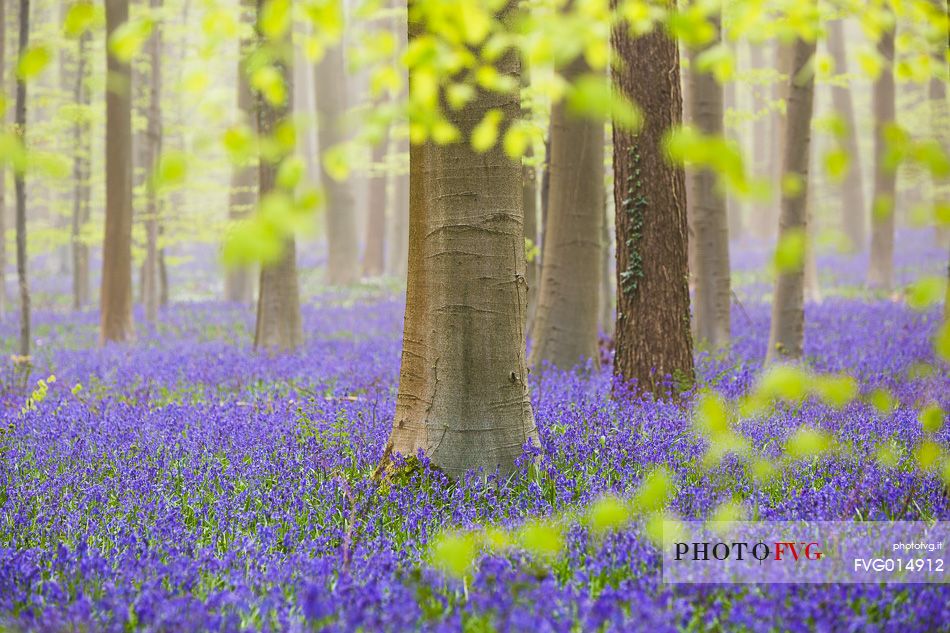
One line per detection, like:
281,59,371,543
1,0,949,630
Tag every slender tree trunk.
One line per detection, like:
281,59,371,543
867,27,896,290
225,0,257,303
101,0,135,343
253,0,302,351
0,0,7,320
523,64,539,334
600,193,613,336
611,1,694,395
14,0,30,357
386,139,409,278
380,6,538,478
766,34,817,363
688,14,731,348
827,19,866,251
530,56,603,372
315,20,359,286
142,0,162,324
362,135,388,277
750,42,771,239
724,54,742,240
767,41,792,237
72,32,91,310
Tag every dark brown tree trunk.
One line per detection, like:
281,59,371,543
225,0,257,303
611,1,694,394
827,19,866,251
867,27,896,290
315,33,359,286
530,57,603,372
142,0,162,324
687,15,731,349
380,6,538,478
72,32,91,310
766,34,817,363
101,0,135,343
14,0,29,357
253,0,302,351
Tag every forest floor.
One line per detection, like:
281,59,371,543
1,232,948,631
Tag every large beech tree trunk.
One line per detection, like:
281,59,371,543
14,0,30,357
867,27,896,290
766,34,817,363
225,0,257,303
688,15,731,348
380,8,539,478
529,57,603,372
101,0,135,344
253,0,302,351
611,2,694,394
142,0,162,324
315,29,359,286
827,19,866,251
72,32,91,310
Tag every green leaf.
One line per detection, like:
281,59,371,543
586,495,630,535
64,1,97,38
905,276,945,311
812,374,858,409
785,427,832,460
471,109,503,153
919,404,945,434
154,151,188,190
566,74,640,130
322,144,352,181
260,0,292,39
757,364,810,402
108,18,154,63
632,466,673,513
17,45,52,81
429,531,477,578
517,520,564,560
773,228,806,273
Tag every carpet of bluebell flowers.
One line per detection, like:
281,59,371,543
1,237,949,632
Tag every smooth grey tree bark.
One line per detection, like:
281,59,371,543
380,8,539,478
766,33,817,363
867,27,896,290
530,56,603,372
687,14,731,348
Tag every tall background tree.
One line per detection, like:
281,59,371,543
225,0,258,304
315,3,359,287
687,11,731,349
0,0,6,320
101,0,135,343
867,23,896,290
142,0,163,324
14,0,31,357
827,19,866,252
381,7,538,478
766,32,817,363
611,0,694,394
71,30,91,310
253,0,302,351
530,56,603,372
